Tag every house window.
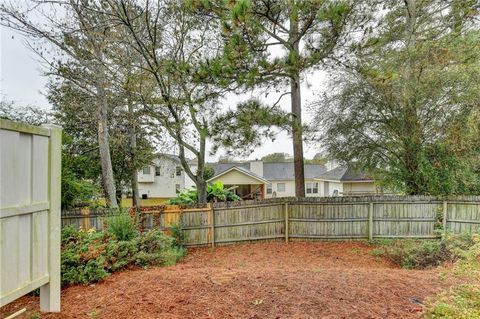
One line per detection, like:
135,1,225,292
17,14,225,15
306,182,319,194
175,184,181,193
142,166,151,174
277,183,286,192
155,166,161,176
324,181,330,196
266,183,272,194
176,166,182,176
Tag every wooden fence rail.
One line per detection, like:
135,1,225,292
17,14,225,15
61,196,480,246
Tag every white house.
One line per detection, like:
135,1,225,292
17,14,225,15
137,154,194,199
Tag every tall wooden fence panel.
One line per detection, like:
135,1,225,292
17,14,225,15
288,201,369,239
372,201,441,238
446,201,480,233
213,201,285,244
0,120,61,311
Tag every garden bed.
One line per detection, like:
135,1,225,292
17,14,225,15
2,241,453,318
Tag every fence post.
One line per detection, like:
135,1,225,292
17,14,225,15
40,124,61,312
284,200,289,243
81,207,91,230
210,203,215,248
443,201,448,234
368,202,374,241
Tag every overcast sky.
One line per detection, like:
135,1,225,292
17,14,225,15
1,26,326,162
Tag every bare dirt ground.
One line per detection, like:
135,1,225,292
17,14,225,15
1,241,449,319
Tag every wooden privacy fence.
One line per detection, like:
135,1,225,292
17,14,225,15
0,120,62,311
62,196,480,246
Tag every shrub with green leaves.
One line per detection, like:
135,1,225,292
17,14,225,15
60,226,185,285
169,181,241,204
371,232,478,269
105,211,136,241
169,222,185,247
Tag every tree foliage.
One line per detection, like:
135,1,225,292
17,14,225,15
311,0,480,195
261,152,292,163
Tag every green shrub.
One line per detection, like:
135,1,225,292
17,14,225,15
425,237,480,318
169,181,241,204
134,229,186,266
61,227,110,284
60,226,185,285
371,233,478,269
106,211,136,241
169,222,185,247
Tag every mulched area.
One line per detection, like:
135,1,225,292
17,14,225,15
1,241,450,319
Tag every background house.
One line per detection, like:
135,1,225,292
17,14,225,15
208,161,328,199
208,164,268,199
138,155,379,200
137,154,191,199
315,165,378,196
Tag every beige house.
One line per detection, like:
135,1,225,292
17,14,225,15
315,165,378,196
207,166,268,199
208,161,328,199
208,161,379,199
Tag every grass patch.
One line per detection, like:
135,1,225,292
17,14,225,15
424,236,480,318
425,284,480,319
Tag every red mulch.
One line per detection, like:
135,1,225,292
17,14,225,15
1,241,449,319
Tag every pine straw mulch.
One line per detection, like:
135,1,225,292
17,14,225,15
1,241,452,319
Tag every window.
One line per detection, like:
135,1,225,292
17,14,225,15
155,166,161,176
142,166,151,174
277,183,286,192
266,183,272,195
176,166,182,176
175,184,181,193
306,182,319,194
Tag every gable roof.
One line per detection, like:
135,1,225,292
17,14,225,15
212,162,327,181
315,165,373,182
207,166,268,184
263,163,326,180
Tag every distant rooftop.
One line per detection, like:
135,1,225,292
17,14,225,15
213,162,327,181
315,165,373,182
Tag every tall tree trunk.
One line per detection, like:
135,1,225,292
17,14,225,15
196,133,208,203
197,175,207,203
289,6,306,197
128,100,140,208
96,78,118,208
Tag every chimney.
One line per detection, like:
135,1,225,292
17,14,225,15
249,160,263,177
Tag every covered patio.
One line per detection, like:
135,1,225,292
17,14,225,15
207,166,268,200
